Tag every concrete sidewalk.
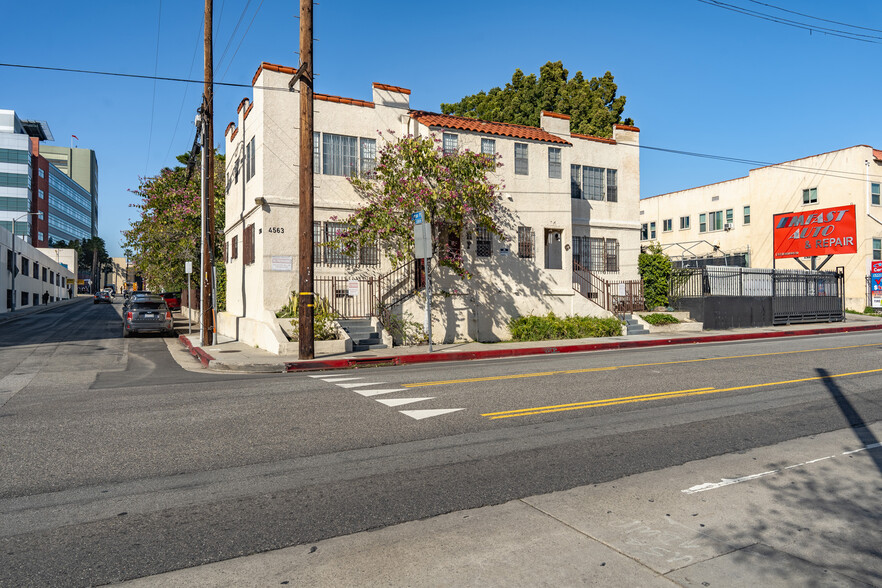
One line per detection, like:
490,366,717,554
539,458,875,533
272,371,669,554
0,294,90,326
122,421,882,587
177,312,882,373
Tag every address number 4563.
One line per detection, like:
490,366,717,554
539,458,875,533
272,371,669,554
268,227,285,234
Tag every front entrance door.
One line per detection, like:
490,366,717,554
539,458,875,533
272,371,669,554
545,229,562,269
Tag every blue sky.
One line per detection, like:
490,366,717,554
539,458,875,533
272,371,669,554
1,0,880,257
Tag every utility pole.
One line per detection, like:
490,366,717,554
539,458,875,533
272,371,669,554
297,0,315,359
202,0,216,347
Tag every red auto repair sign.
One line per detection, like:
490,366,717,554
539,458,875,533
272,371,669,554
773,204,857,259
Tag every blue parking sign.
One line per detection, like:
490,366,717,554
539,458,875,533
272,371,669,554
411,211,423,224
872,272,882,292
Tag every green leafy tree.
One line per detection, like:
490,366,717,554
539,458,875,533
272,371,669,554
123,152,225,306
638,242,672,309
332,133,503,279
441,61,633,138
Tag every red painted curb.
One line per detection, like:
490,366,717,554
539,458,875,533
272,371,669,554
284,322,882,373
178,334,216,368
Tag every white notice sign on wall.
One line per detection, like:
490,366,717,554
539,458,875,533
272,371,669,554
271,256,293,271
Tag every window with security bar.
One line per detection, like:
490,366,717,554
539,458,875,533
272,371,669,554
588,238,605,272
548,148,561,179
572,236,590,268
360,138,377,178
518,226,534,259
481,138,496,162
476,226,492,257
323,222,353,265
605,239,619,273
359,239,379,266
323,134,358,176
443,133,458,156
514,143,529,175
313,221,322,264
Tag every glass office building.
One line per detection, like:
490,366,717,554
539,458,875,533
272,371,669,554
45,163,92,242
0,110,34,238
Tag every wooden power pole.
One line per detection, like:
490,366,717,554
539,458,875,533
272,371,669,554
298,0,315,359
202,0,216,346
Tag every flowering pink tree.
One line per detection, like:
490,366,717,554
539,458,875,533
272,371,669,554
123,153,225,296
337,133,503,278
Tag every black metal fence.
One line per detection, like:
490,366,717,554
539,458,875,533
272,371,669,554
670,266,844,327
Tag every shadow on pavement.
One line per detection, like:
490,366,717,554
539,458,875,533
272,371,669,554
817,366,882,475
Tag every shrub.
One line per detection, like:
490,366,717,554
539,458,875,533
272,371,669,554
641,313,680,326
508,312,622,341
638,242,672,309
276,293,339,341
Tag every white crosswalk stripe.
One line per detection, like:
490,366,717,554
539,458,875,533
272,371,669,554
311,375,465,419
400,408,465,420
375,397,434,407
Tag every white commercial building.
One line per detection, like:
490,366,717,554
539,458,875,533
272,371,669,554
222,62,641,353
1,227,75,312
640,145,882,310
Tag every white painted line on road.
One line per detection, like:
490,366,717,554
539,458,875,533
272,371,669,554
683,441,882,494
354,388,405,397
321,377,362,383
400,408,465,420
308,375,338,379
337,382,386,389
375,397,434,407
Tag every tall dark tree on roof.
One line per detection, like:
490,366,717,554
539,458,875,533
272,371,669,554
441,61,633,138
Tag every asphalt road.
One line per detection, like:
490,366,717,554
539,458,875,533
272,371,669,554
1,300,881,586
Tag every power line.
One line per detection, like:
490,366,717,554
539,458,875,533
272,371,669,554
164,18,205,163
696,0,882,44
220,0,266,82
746,0,882,34
216,0,255,75
144,0,164,175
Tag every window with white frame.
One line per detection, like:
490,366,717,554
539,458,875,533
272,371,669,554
680,215,690,230
606,169,618,202
640,223,648,240
313,132,320,171
323,134,358,176
442,133,458,156
360,138,376,177
699,213,707,233
583,166,604,201
802,187,818,204
547,147,561,179
873,183,880,206
663,219,672,232
481,138,496,159
710,210,723,231
725,209,733,225
514,143,529,175
649,221,656,239
743,206,751,224
874,238,882,261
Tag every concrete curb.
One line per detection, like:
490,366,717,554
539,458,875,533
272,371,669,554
177,322,882,374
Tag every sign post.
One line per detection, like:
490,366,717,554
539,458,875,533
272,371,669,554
413,211,432,352
185,261,193,334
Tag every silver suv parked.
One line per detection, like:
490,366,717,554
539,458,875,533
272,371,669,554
122,295,174,337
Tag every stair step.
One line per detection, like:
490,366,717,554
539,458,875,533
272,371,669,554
353,343,388,351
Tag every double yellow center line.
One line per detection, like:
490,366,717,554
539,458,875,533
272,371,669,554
481,368,882,420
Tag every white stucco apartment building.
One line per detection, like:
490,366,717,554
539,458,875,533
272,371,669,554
222,62,641,352
640,145,882,310
1,227,75,312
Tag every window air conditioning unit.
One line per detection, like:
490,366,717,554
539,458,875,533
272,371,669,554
724,223,734,231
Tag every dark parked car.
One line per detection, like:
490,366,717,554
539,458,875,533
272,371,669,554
123,292,155,310
93,291,112,304
161,292,181,311
123,296,174,337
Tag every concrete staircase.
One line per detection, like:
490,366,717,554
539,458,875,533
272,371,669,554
623,314,649,336
337,318,388,351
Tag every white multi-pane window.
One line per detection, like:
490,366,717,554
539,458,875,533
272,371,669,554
313,132,320,171
743,206,751,224
710,210,724,231
649,222,656,239
725,209,733,225
873,183,880,206
663,219,672,232
481,138,496,160
699,213,707,233
323,134,358,176
360,138,376,177
514,143,529,175
583,166,604,201
571,165,582,199
547,147,561,179
442,133,458,156
680,216,690,229
802,187,818,204
606,169,617,202
874,238,882,261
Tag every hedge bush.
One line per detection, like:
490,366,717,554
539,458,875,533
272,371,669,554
509,312,622,341
641,313,680,326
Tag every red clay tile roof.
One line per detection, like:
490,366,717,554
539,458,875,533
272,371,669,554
614,124,640,132
874,149,882,161
541,111,570,120
243,102,254,120
252,62,298,86
572,133,616,145
373,83,411,95
225,122,236,136
409,111,571,145
237,98,250,114
315,93,375,108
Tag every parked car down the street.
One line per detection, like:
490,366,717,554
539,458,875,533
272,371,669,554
161,292,181,311
93,291,112,304
122,296,174,337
